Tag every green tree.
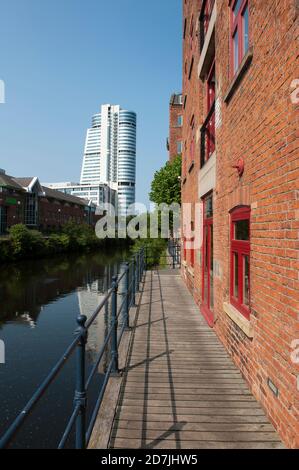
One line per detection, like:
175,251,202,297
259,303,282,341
149,155,182,206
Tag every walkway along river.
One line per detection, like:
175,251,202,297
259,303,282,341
0,249,129,449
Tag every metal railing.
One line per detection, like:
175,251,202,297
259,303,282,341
168,239,181,268
0,242,181,449
0,248,147,450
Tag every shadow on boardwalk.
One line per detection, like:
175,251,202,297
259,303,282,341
109,269,283,449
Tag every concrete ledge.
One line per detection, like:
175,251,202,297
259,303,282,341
223,302,254,339
187,266,195,278
198,151,216,198
198,2,216,80
224,47,253,103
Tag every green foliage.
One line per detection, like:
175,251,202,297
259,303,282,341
0,223,131,264
133,237,167,268
46,234,70,254
62,222,99,250
9,225,44,258
150,155,182,206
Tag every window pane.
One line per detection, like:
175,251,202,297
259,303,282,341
234,253,239,298
234,219,249,240
243,255,250,306
243,5,249,53
205,194,213,218
233,30,239,73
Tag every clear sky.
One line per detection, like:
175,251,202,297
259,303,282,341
0,0,182,207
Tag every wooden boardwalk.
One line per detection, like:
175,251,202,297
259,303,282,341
104,269,283,449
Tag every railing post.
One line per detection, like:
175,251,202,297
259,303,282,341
172,241,175,269
139,250,142,286
145,245,148,271
75,315,88,450
111,275,119,375
132,256,136,306
136,251,140,291
125,262,130,330
140,248,144,279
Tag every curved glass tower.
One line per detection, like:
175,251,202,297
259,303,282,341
80,104,136,216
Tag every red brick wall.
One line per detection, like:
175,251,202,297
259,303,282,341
181,0,203,300
39,199,88,230
0,191,25,229
181,0,299,448
169,101,183,161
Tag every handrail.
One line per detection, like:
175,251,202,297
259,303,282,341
0,242,181,449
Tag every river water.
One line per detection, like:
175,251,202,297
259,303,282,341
0,248,129,448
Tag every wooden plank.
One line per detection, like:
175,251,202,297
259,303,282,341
119,400,263,409
111,438,284,450
120,393,255,402
112,429,281,442
89,269,283,450
116,406,266,415
114,412,271,424
113,420,274,432
123,385,251,393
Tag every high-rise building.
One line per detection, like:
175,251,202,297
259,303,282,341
80,104,137,216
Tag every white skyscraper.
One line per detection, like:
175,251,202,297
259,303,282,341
80,104,137,216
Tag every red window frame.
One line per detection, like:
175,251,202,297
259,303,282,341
190,235,195,268
230,0,249,77
183,237,187,261
201,193,214,326
230,206,251,319
206,60,216,160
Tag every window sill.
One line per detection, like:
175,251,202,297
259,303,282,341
223,302,253,339
182,261,194,277
198,1,216,80
188,161,195,173
224,47,253,104
187,266,194,277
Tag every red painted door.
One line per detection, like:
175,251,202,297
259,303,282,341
201,194,214,326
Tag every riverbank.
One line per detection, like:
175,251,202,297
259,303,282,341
0,223,132,264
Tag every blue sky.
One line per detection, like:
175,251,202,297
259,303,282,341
0,0,182,207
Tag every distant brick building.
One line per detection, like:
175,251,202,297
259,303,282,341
181,0,299,448
0,170,98,234
167,93,183,161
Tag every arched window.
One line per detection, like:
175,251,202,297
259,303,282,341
230,206,250,318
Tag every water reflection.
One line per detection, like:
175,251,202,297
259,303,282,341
0,248,128,448
0,250,124,328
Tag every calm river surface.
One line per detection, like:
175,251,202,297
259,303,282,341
0,248,129,448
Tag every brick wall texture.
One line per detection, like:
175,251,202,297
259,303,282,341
169,99,183,161
181,0,299,448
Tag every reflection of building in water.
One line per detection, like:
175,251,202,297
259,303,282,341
77,264,118,370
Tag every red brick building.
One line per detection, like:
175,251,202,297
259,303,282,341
181,0,299,448
167,93,183,161
0,171,98,234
